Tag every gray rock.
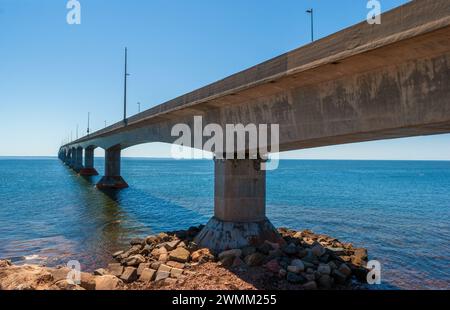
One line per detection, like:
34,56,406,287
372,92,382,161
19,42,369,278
332,269,348,284
137,263,151,276
155,270,170,282
95,275,123,290
290,259,305,271
287,265,302,274
93,268,108,276
170,268,184,278
130,238,144,246
257,242,272,255
112,250,124,258
241,246,256,257
311,244,326,257
338,263,352,277
164,240,181,251
169,247,190,263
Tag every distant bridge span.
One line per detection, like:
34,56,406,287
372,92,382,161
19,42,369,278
59,0,450,251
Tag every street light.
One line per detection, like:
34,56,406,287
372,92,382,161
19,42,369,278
137,102,141,113
87,112,90,136
306,8,314,42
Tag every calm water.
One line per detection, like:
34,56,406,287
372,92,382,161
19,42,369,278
0,158,449,290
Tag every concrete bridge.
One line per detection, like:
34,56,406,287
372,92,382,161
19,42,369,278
59,0,450,251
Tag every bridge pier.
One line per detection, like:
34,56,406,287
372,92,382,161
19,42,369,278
96,146,128,189
79,147,99,176
72,147,83,173
194,158,283,252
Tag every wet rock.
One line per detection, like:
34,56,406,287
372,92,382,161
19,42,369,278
157,232,170,242
120,267,138,283
303,281,318,290
145,235,158,245
95,275,123,290
139,268,156,282
286,272,306,284
244,253,266,266
169,247,191,263
218,249,242,260
137,263,151,276
124,254,146,266
107,263,124,277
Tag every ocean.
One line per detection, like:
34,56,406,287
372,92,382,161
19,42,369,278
0,158,449,289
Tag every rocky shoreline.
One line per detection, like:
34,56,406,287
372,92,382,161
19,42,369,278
0,226,369,290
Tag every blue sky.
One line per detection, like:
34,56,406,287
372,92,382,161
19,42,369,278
1,0,449,159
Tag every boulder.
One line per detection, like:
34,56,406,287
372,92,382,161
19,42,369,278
282,243,297,255
150,261,161,270
138,268,156,282
93,268,108,276
338,263,352,277
151,247,168,258
244,253,265,266
170,268,184,278
164,240,181,251
107,263,124,277
264,259,280,273
302,281,318,290
124,254,146,266
290,259,305,271
191,248,215,263
130,238,144,246
158,264,172,273
166,261,185,269
51,280,85,290
112,251,124,258
80,272,96,290
318,275,332,289
218,249,242,260
287,265,302,274
311,244,326,257
241,246,256,257
159,253,169,263
137,263,151,276
155,271,170,282
332,269,348,284
120,267,138,283
257,242,272,255
286,272,306,284
220,255,235,267
169,247,191,263
95,275,123,290
317,264,331,275
145,235,158,245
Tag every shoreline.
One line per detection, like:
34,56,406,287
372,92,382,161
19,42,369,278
0,226,369,290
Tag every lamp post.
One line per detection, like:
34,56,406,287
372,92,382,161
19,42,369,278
137,102,141,113
306,8,314,42
87,112,90,136
123,47,130,125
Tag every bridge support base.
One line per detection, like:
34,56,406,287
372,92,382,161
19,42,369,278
79,168,99,176
194,158,283,252
96,146,128,190
96,176,128,189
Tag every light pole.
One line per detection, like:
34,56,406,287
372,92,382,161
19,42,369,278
306,8,314,42
123,47,130,125
76,125,79,139
87,112,90,136
104,120,107,128
137,102,141,113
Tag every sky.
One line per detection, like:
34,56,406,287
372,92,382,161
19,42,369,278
0,0,449,160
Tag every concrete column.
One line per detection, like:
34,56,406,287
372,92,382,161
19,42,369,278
79,147,99,176
195,158,283,252
73,147,83,173
96,145,128,189
69,148,76,168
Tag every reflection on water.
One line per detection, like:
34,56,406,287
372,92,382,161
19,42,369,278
0,158,449,289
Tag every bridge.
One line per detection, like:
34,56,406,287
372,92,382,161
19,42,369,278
59,0,450,251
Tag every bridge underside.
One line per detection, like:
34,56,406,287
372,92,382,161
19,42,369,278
58,0,450,251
